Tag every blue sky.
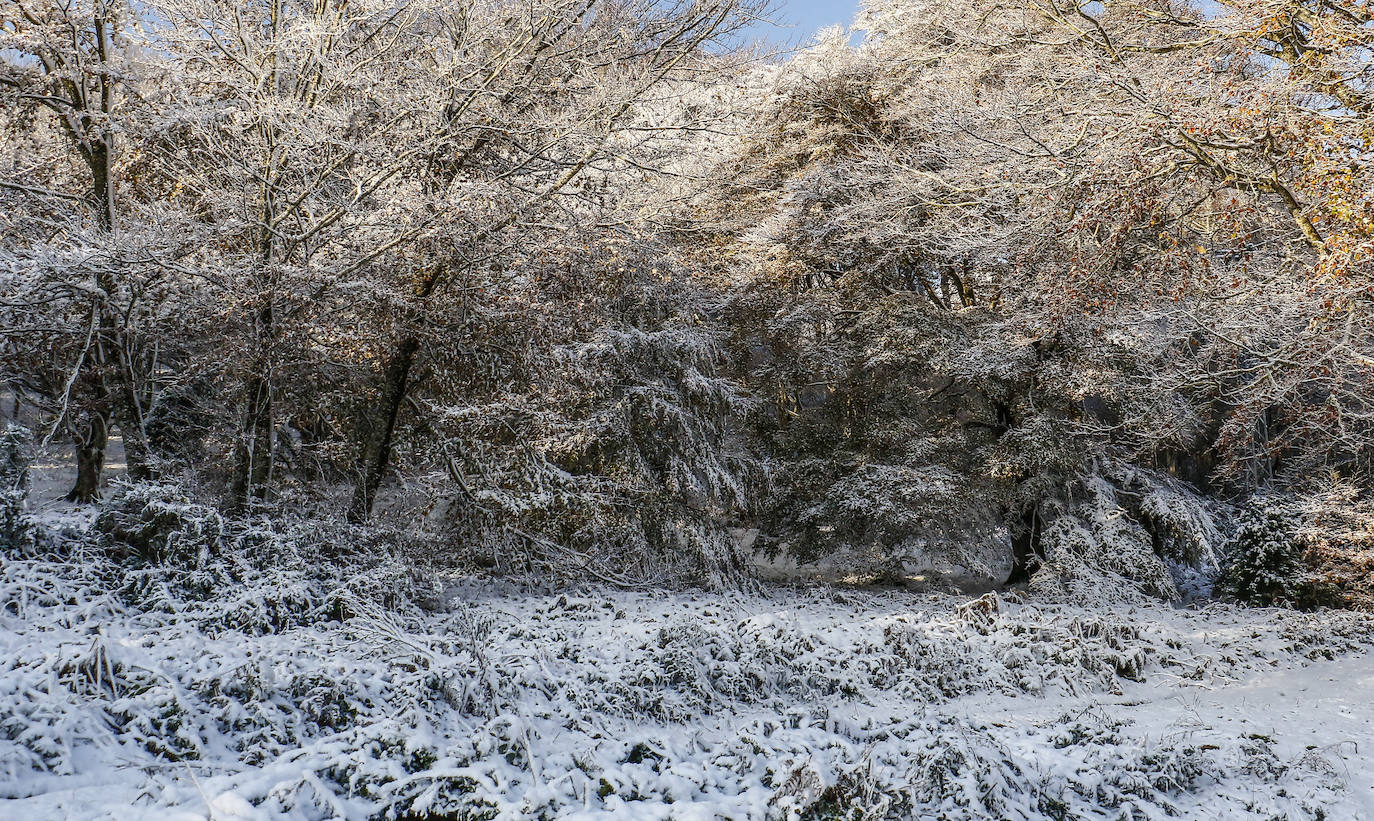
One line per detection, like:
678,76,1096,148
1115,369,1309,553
744,0,862,45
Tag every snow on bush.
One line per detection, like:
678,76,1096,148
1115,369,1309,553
1028,462,1229,607
1033,474,1181,604
1104,459,1225,571
1293,482,1374,612
93,480,226,566
1214,487,1374,613
5,494,1374,821
1220,497,1306,608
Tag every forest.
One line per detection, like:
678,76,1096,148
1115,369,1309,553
2,0,1373,818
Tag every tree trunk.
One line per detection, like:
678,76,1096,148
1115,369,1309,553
231,368,274,508
66,411,107,503
986,396,1046,585
947,265,976,308
111,360,152,481
92,261,153,481
89,138,114,232
1006,503,1042,584
348,337,420,523
78,48,154,483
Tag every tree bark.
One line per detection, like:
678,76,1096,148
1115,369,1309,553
346,263,444,522
93,261,153,481
1005,503,1042,584
110,352,152,481
348,336,420,522
66,411,107,503
948,262,976,308
231,132,281,508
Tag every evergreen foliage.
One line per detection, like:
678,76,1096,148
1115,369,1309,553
1220,500,1306,608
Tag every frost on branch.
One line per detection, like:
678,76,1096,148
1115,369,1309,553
1031,462,1228,604
433,269,763,589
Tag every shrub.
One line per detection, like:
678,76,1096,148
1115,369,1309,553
1031,471,1183,604
93,481,225,566
1293,482,1374,611
1219,498,1305,608
1218,487,1374,612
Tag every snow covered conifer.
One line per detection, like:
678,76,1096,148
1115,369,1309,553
1220,499,1305,608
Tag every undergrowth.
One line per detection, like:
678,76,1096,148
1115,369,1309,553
2,483,1371,819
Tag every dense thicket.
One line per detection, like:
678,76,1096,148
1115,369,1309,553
2,0,1371,601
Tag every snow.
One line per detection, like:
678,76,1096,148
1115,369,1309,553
3,540,1374,820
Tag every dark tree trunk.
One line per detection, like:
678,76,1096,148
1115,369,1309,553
89,139,114,232
66,412,108,503
75,52,154,484
231,267,278,507
947,266,976,308
346,264,448,522
1005,503,1042,585
348,337,420,523
30,5,148,498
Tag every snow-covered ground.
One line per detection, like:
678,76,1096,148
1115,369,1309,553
3,535,1373,821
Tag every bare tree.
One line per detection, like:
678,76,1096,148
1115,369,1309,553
339,0,765,521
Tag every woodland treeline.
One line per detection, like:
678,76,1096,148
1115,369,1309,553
2,0,1372,602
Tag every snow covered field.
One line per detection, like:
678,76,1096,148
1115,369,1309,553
4,538,1374,821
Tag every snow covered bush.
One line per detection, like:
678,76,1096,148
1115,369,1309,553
1026,463,1227,605
77,483,436,635
428,257,765,591
5,535,1374,819
122,534,430,637
1211,486,1374,613
1032,474,1181,603
93,481,225,566
1220,498,1307,608
1105,460,1225,570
